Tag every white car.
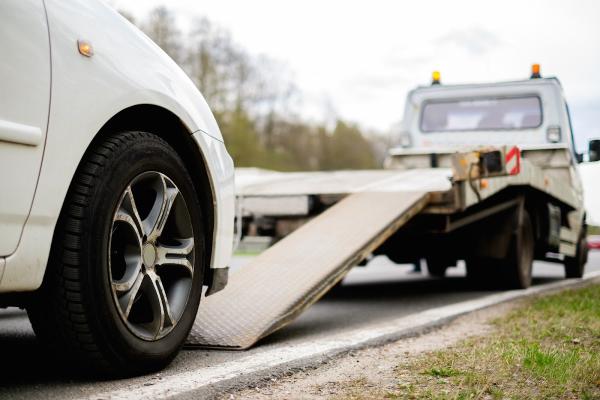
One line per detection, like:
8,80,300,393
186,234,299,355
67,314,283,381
0,0,234,374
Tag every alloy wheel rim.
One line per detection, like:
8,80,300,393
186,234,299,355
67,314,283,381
108,171,195,341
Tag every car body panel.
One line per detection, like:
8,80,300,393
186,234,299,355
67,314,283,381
0,0,234,292
0,0,51,255
192,131,235,272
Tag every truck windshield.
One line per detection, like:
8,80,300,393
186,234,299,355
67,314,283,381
421,96,542,132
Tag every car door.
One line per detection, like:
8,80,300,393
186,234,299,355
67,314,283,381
0,0,51,255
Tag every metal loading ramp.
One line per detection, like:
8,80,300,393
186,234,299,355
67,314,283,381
186,190,429,349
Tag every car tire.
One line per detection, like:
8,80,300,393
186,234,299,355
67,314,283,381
564,231,588,278
500,210,534,289
27,131,205,376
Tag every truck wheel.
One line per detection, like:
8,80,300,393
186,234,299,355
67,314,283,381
27,131,205,376
564,233,588,278
501,211,534,289
426,258,448,277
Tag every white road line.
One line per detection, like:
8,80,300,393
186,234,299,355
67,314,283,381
90,271,600,400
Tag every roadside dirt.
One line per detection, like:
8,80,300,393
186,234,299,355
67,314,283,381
219,302,517,399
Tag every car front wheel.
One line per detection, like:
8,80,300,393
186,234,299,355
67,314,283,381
27,131,205,375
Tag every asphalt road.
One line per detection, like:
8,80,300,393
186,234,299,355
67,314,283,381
0,252,598,399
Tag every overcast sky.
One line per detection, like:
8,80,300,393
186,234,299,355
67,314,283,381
112,0,600,150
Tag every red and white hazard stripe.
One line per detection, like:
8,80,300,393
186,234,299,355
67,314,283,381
505,146,521,175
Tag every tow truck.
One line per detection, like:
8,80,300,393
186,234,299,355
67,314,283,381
186,65,598,350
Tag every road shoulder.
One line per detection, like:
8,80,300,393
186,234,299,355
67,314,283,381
224,283,600,400
221,301,515,399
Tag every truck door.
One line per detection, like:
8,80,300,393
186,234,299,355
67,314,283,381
0,0,51,255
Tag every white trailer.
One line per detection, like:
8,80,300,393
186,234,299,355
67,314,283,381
186,67,598,349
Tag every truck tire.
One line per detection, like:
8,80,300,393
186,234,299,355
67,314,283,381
501,210,534,289
564,232,588,278
27,131,205,376
426,258,448,277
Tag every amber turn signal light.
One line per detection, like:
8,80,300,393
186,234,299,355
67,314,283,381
77,39,94,57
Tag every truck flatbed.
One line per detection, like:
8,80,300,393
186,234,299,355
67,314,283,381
187,145,580,348
186,73,591,350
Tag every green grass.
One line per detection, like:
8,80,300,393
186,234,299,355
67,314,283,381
423,367,462,378
340,284,600,399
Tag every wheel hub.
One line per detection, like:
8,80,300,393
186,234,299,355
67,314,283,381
142,242,157,269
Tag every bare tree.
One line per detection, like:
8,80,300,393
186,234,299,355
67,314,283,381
123,5,380,172
143,6,182,63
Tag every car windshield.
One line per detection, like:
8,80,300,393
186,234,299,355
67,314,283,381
420,96,542,132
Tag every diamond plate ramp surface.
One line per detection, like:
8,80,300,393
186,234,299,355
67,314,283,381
186,191,429,349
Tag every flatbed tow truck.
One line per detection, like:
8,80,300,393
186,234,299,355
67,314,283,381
186,66,598,350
